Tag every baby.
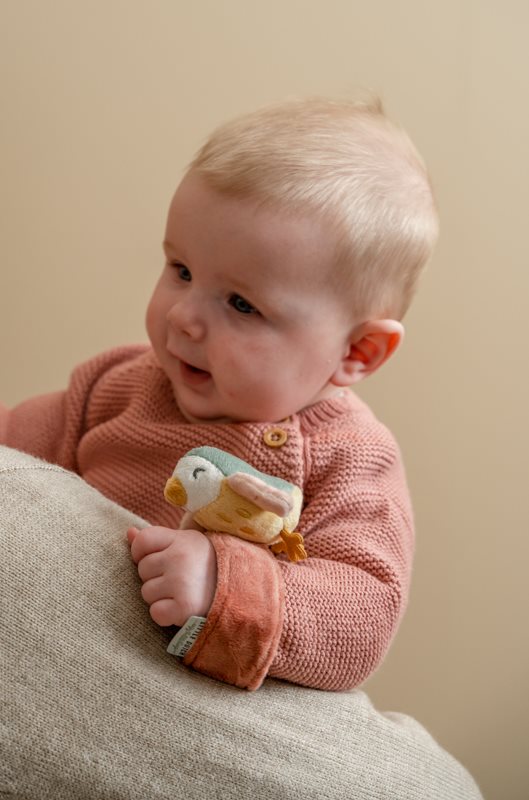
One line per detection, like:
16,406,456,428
1,97,438,691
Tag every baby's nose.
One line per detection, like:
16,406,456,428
167,300,206,341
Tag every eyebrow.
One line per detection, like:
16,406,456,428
162,240,187,262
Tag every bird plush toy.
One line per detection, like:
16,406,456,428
164,446,307,562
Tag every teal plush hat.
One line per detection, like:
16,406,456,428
186,447,295,492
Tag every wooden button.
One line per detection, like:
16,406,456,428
263,427,288,447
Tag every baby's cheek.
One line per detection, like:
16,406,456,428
145,300,157,343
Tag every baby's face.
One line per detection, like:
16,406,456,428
146,173,353,423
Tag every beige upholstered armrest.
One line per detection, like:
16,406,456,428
0,446,482,799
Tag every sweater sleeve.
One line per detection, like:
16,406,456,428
1,346,148,471
1,392,70,466
184,416,414,692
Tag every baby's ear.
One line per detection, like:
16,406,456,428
331,320,404,386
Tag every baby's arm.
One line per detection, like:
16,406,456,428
270,495,412,690
273,431,413,690
1,345,147,469
128,492,410,691
1,392,70,465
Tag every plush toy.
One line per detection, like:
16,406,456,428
164,446,307,562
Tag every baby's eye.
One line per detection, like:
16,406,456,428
228,294,258,315
171,262,192,282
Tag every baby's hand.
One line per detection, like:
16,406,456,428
127,526,217,627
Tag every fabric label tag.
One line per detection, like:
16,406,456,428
167,616,207,658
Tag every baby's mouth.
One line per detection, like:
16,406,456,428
180,360,211,384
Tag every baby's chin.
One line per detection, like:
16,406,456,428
173,394,278,426
179,407,234,425
172,391,234,425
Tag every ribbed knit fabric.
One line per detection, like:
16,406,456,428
1,345,414,691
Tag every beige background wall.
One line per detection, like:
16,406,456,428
2,2,528,797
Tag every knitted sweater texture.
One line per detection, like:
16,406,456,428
1,345,414,691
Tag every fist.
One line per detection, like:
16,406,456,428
127,526,217,627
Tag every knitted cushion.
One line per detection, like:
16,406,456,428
0,445,482,800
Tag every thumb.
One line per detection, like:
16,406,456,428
126,526,141,545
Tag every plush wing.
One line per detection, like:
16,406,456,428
227,472,294,517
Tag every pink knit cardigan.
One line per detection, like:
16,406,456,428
1,345,414,691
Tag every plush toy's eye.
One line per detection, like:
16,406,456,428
192,467,206,479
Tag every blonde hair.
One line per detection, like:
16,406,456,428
190,97,439,320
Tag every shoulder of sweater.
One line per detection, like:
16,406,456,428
298,390,404,477
64,344,159,410
298,389,391,440
70,344,174,428
70,344,153,384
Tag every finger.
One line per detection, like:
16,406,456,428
129,527,177,564
127,526,140,545
149,598,180,627
137,551,167,582
140,575,172,606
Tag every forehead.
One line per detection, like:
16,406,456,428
165,173,338,292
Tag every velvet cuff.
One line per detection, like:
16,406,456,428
184,533,284,690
